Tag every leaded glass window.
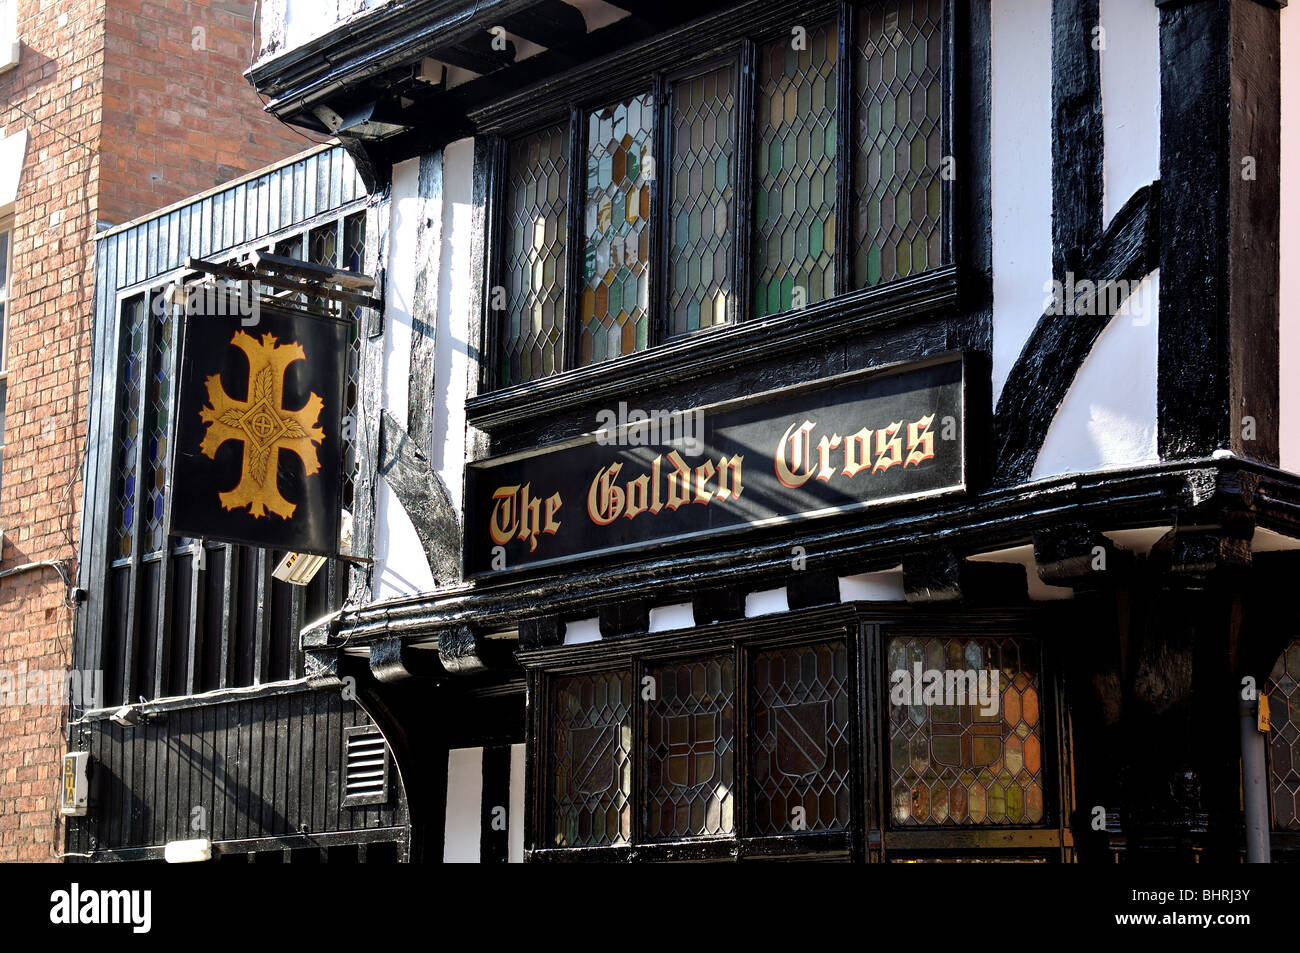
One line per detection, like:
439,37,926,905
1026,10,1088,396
853,0,944,287
887,635,1045,826
144,297,175,553
500,123,569,386
488,2,952,390
1267,639,1300,830
754,21,838,317
113,296,146,559
668,65,735,335
552,670,634,847
645,655,736,838
752,640,852,834
580,93,654,366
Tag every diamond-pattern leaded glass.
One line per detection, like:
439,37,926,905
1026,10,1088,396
113,297,146,559
501,123,569,386
552,670,633,847
579,93,653,366
144,297,174,553
752,640,852,834
668,66,735,335
1267,639,1300,829
754,22,838,317
854,0,944,287
888,636,1045,826
341,212,366,510
308,224,339,313
644,655,736,839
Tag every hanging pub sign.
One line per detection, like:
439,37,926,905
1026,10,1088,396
170,295,348,556
465,353,967,576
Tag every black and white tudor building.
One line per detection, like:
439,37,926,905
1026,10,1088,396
67,0,1300,862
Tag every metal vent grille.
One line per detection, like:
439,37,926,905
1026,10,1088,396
344,725,389,807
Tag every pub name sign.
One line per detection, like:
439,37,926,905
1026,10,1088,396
465,354,966,576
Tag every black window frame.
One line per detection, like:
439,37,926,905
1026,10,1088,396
520,606,1071,863
477,0,957,404
97,208,369,707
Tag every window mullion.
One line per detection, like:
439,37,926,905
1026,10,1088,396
631,655,646,847
835,1,855,298
651,73,670,348
734,40,757,325
562,108,585,374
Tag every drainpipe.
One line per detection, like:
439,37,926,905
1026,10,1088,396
1241,697,1271,863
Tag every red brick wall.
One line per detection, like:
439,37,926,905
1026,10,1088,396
99,0,312,226
0,0,312,862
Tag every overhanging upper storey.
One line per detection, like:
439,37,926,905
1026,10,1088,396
246,0,735,169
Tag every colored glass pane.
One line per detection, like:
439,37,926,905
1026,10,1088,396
1267,639,1300,829
668,65,735,335
113,297,146,559
644,655,736,838
853,0,944,287
887,635,1045,826
752,640,852,834
579,93,654,365
754,21,838,317
500,123,569,385
552,670,633,846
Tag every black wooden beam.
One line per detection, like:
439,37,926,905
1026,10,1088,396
992,184,1160,485
598,599,650,639
500,0,588,47
408,153,442,458
1157,0,1280,463
1032,521,1130,589
787,570,841,610
435,32,517,75
1051,0,1103,278
377,411,462,585
518,615,563,649
691,585,744,625
902,547,1028,605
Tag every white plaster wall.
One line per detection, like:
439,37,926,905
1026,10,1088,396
1099,0,1160,226
990,0,1053,404
373,158,436,599
508,743,526,863
433,138,475,516
443,746,483,863
1281,5,1300,473
274,0,384,58
1031,271,1159,479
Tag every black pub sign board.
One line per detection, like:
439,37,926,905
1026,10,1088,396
465,353,966,576
170,298,348,556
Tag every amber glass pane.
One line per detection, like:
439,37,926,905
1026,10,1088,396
551,670,633,847
752,640,852,834
644,655,736,838
500,123,569,386
668,65,735,335
1267,639,1300,829
113,297,147,559
853,0,944,287
754,22,837,317
580,93,654,365
888,636,1045,826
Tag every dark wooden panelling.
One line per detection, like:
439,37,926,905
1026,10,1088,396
71,686,404,853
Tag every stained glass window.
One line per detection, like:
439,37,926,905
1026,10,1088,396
144,297,174,553
754,22,838,318
752,640,852,834
668,65,735,335
552,670,633,847
644,655,736,838
501,123,569,386
1267,639,1300,830
579,93,654,366
113,296,146,559
888,635,1045,826
341,212,366,511
853,0,944,287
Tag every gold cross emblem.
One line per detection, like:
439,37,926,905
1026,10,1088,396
198,331,326,520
